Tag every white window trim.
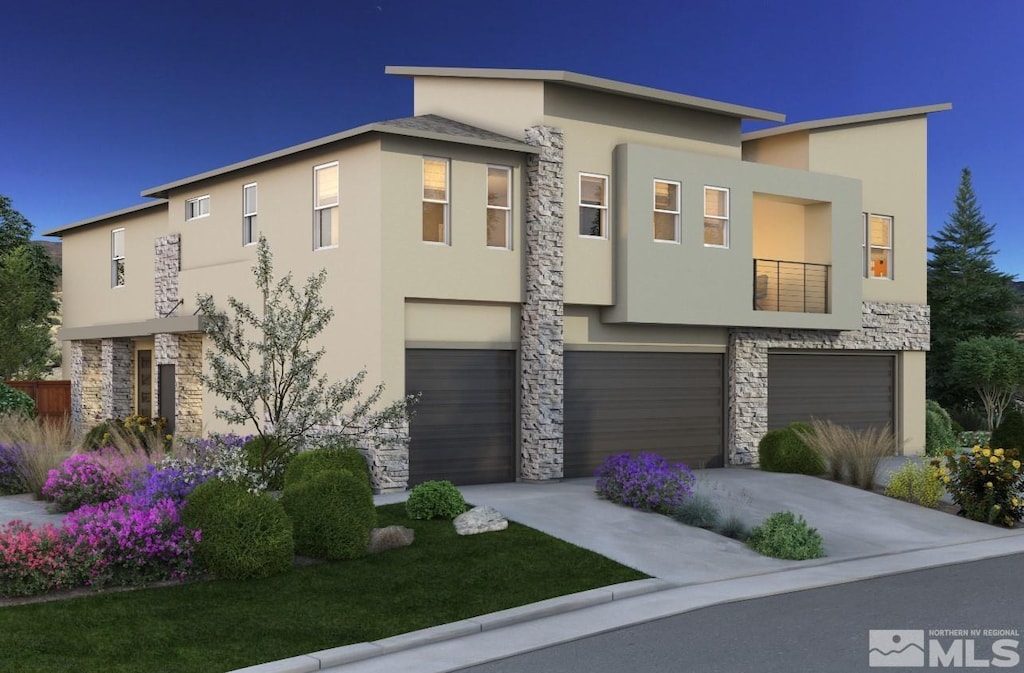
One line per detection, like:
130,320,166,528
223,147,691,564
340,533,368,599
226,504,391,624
242,182,257,246
422,156,450,246
185,195,210,221
579,172,609,239
703,185,730,249
653,179,681,244
486,165,512,250
313,161,339,250
111,228,125,288
865,212,894,280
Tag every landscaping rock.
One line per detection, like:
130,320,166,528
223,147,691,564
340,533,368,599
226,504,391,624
453,506,508,536
367,525,415,554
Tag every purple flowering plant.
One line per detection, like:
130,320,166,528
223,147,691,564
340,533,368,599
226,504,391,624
42,450,131,513
595,452,695,514
130,463,213,506
0,443,27,495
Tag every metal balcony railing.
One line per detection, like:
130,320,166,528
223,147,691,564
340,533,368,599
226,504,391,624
753,259,830,314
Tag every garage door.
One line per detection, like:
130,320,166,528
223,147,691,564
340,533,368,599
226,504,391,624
564,351,725,478
405,349,516,486
768,352,895,431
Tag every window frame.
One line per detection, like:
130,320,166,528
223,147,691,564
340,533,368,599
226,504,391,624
421,156,451,245
652,179,681,244
864,212,894,280
486,165,512,250
111,228,125,288
185,195,210,221
313,161,339,250
703,185,730,248
579,172,609,239
242,182,257,246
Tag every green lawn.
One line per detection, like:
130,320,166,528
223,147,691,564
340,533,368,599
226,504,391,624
0,503,647,673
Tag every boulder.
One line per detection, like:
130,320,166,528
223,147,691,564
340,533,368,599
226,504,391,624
367,525,415,554
453,506,508,536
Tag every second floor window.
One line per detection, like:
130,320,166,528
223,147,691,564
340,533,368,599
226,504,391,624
653,180,680,242
185,195,210,221
111,228,125,287
487,166,511,249
579,173,608,238
314,162,339,249
704,186,729,248
865,213,893,279
243,183,257,245
422,157,450,244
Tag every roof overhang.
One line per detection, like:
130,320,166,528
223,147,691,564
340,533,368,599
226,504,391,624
58,316,204,341
43,199,168,237
742,103,952,141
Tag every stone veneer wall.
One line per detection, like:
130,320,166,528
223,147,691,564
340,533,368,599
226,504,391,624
154,234,181,317
176,333,203,437
520,125,565,481
728,301,930,465
71,340,103,426
101,338,133,419
308,419,411,493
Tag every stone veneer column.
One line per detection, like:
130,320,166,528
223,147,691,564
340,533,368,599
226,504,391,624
728,301,931,464
174,333,204,438
154,234,181,317
520,125,565,481
100,338,133,419
71,340,104,427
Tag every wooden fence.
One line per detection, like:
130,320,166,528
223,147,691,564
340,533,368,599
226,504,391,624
4,380,71,422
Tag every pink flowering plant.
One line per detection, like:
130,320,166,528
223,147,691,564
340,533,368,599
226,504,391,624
0,521,96,597
595,452,696,514
42,451,131,513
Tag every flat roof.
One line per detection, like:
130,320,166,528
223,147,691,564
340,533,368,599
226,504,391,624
742,103,952,141
385,66,786,123
43,199,168,237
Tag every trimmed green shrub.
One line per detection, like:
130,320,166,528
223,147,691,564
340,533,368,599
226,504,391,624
925,400,957,456
405,480,466,520
281,469,376,560
991,408,1024,452
747,511,824,560
758,423,824,475
182,479,294,579
884,461,944,508
284,442,370,489
0,384,35,419
672,494,720,530
244,435,295,491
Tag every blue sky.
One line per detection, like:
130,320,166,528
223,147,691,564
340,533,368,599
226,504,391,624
4,1,1022,275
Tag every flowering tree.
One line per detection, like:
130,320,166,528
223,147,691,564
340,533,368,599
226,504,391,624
195,235,413,450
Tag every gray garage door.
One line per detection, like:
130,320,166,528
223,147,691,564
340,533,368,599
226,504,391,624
405,349,516,486
768,352,895,431
564,351,725,478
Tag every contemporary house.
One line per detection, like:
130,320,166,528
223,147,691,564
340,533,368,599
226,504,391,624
46,67,947,491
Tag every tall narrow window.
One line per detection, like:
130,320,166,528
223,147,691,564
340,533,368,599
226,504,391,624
111,228,125,287
866,213,893,279
653,180,680,242
487,166,511,249
137,349,152,418
579,173,608,237
185,195,210,221
422,157,449,244
242,183,257,245
314,162,339,249
703,186,729,247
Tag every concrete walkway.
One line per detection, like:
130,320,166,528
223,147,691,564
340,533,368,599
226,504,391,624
0,493,65,528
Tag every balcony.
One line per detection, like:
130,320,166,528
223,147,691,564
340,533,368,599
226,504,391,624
753,259,830,314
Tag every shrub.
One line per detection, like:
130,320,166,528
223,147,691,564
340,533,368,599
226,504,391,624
284,442,370,490
932,446,1024,527
747,511,824,560
0,443,27,495
594,453,695,515
758,423,824,475
170,432,263,491
405,480,467,520
717,515,749,541
797,420,896,489
42,451,131,512
0,413,76,498
672,493,720,529
182,479,294,579
884,461,944,508
282,469,376,560
925,400,957,456
991,408,1024,453
82,415,170,454
958,430,991,449
243,436,295,491
0,384,35,418
0,521,93,597
130,463,214,506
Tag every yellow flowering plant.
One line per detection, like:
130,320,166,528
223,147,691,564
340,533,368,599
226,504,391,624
931,445,1024,527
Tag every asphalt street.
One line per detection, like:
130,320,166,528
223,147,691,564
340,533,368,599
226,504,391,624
457,553,1024,673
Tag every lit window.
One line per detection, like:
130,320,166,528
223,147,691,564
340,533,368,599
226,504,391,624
314,162,339,249
423,157,449,244
865,213,893,279
185,195,210,221
243,183,257,246
111,228,125,287
704,186,729,247
653,180,680,242
579,173,608,237
486,166,511,249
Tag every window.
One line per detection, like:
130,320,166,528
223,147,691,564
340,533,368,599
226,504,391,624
653,180,680,242
137,349,152,418
242,183,257,245
579,173,608,237
865,213,893,279
487,166,512,249
111,228,125,287
703,186,729,247
422,157,449,244
185,195,210,221
313,162,339,249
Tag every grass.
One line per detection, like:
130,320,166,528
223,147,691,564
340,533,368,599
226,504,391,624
796,419,896,489
0,503,647,673
0,413,77,498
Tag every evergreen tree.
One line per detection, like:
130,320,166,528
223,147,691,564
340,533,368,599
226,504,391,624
927,167,1021,407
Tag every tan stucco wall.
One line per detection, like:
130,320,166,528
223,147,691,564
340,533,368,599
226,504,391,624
565,305,727,351
410,77,545,140
742,132,810,170
405,300,520,346
901,350,926,455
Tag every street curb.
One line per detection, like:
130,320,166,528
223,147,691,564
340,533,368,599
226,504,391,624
225,578,674,673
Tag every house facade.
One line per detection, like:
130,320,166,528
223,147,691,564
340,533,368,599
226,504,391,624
47,67,947,491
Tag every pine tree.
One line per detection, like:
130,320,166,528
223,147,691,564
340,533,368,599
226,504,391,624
927,167,1021,407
